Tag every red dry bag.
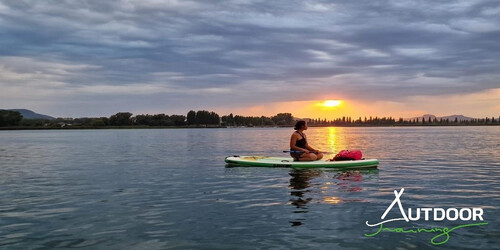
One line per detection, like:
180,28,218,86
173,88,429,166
332,150,363,161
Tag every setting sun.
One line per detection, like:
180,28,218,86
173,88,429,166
322,100,342,107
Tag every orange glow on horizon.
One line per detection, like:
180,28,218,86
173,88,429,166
215,88,500,119
216,99,399,120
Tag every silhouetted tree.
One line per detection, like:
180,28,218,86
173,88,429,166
193,110,219,125
0,110,23,127
110,112,133,126
187,110,196,125
272,113,294,126
169,115,187,126
221,114,235,126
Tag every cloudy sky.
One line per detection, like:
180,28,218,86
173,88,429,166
0,0,499,118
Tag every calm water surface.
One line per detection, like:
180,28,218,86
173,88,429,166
0,127,499,249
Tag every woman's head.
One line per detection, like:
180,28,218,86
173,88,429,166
294,120,307,130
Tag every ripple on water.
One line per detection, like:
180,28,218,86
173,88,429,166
0,127,499,249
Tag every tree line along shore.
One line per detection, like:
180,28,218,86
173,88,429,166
1,110,499,129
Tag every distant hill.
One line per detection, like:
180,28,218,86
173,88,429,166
406,114,474,122
440,115,475,121
6,109,55,120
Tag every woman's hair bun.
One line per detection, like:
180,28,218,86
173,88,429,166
294,120,306,130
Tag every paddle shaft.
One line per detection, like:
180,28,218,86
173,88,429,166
283,150,334,154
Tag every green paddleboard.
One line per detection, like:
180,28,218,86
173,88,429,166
225,156,379,169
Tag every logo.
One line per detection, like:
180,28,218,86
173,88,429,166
365,188,488,245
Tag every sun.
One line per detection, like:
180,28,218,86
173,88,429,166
321,100,342,107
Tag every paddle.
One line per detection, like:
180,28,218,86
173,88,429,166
283,150,335,154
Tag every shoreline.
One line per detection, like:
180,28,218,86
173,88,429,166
0,125,227,130
1,124,499,131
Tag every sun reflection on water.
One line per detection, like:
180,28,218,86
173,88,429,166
323,127,348,155
313,127,364,156
323,196,342,204
327,127,337,153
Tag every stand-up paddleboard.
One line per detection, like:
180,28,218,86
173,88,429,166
225,156,379,169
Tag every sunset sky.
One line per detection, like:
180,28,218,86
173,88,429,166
0,0,499,119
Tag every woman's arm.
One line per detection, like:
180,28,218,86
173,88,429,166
305,143,316,152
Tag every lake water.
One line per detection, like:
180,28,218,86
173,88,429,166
0,127,499,249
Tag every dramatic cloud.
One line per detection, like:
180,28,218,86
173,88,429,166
0,0,499,117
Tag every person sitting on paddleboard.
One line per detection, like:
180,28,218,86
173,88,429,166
290,121,323,161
